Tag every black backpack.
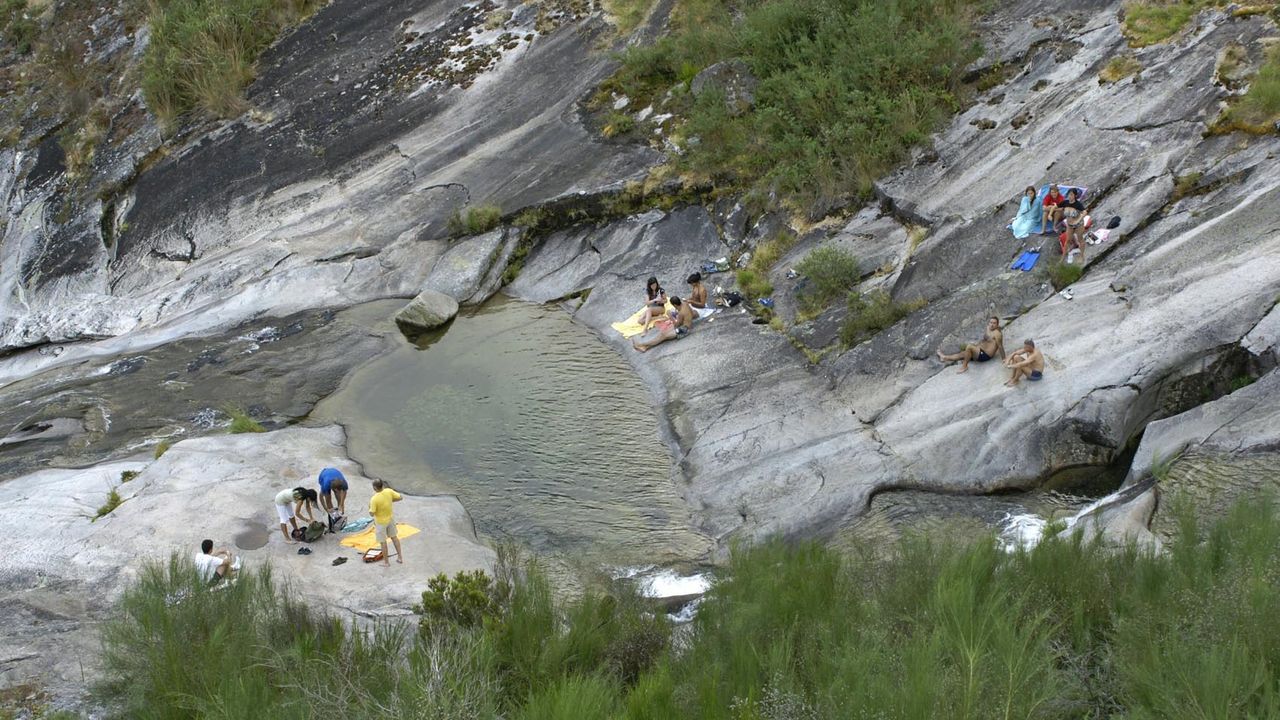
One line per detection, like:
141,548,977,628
327,511,347,533
1106,215,1121,230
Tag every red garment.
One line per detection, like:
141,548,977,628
1043,192,1065,208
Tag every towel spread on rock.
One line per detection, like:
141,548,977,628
340,517,373,533
1010,194,1042,239
693,305,719,320
611,303,675,338
338,523,421,552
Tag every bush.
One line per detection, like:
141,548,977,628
603,111,637,137
449,203,504,236
795,245,859,315
1046,260,1084,290
141,0,326,127
416,570,502,634
225,405,265,433
606,0,984,209
840,289,923,346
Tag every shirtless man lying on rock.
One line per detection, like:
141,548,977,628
937,316,1005,373
1005,338,1045,387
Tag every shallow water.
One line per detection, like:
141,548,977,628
313,297,711,565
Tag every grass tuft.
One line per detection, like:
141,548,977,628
153,439,173,459
1,0,38,55
840,289,924,346
95,488,124,520
449,203,504,236
1214,43,1280,134
601,0,656,35
1099,54,1142,83
1171,170,1203,200
141,0,326,128
1045,261,1084,291
120,470,141,483
225,405,266,434
1121,0,1203,47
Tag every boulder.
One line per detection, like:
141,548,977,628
691,59,758,116
394,290,459,334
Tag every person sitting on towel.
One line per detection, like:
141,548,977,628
1060,189,1088,263
633,296,694,352
937,316,1006,373
1004,338,1045,387
686,272,708,309
194,539,236,584
1040,184,1065,234
636,276,669,330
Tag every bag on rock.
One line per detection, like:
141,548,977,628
1106,215,1121,229
290,527,305,541
302,520,326,543
327,511,346,533
363,547,385,563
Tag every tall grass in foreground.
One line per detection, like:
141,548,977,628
99,496,1280,719
141,0,325,127
604,0,983,209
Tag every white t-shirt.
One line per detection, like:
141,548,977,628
275,489,295,506
194,552,224,583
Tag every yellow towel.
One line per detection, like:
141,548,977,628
611,304,674,338
339,523,421,552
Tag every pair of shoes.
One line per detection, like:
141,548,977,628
297,547,313,555
1059,288,1074,300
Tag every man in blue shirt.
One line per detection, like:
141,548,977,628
317,467,349,516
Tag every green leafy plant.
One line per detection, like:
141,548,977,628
795,246,860,316
416,570,501,633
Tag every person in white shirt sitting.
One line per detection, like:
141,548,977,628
194,539,237,585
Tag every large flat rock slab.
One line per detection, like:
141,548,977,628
0,425,493,695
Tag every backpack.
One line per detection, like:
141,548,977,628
302,520,326,543
1106,215,1121,230
722,291,743,307
327,511,347,533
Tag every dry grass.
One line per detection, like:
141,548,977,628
1214,43,1280,134
600,0,655,35
1099,55,1142,83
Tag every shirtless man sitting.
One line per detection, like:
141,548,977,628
1004,338,1045,387
937,316,1005,373
633,296,694,352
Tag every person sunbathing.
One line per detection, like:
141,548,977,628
937,316,1006,373
1004,338,1045,387
633,296,694,352
1040,184,1065,234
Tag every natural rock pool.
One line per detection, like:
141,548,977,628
313,297,713,565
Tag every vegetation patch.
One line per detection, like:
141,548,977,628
449,203,504,236
97,495,1280,718
153,439,173,459
1214,43,1280,134
734,231,797,302
225,405,266,434
0,0,37,55
1045,260,1084,291
94,487,124,520
601,0,655,36
795,245,860,317
120,470,141,483
1099,54,1142,83
600,0,984,211
1121,0,1208,47
141,0,326,128
840,289,924,347
1171,170,1203,200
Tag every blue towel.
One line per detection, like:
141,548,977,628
340,517,374,533
1010,195,1041,239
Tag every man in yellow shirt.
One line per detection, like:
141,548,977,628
369,479,404,566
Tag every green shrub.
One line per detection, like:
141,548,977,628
449,203,504,236
735,267,773,300
606,0,983,209
603,111,637,137
153,439,172,459
795,245,859,315
94,488,124,520
1046,260,1084,290
519,674,620,720
225,405,266,433
416,570,502,633
120,470,141,483
141,0,326,127
840,289,923,346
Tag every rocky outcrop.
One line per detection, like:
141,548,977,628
0,425,493,698
395,289,459,334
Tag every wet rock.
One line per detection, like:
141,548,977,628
395,289,459,334
691,59,758,116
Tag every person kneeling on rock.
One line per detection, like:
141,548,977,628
1004,338,1045,387
633,296,694,353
